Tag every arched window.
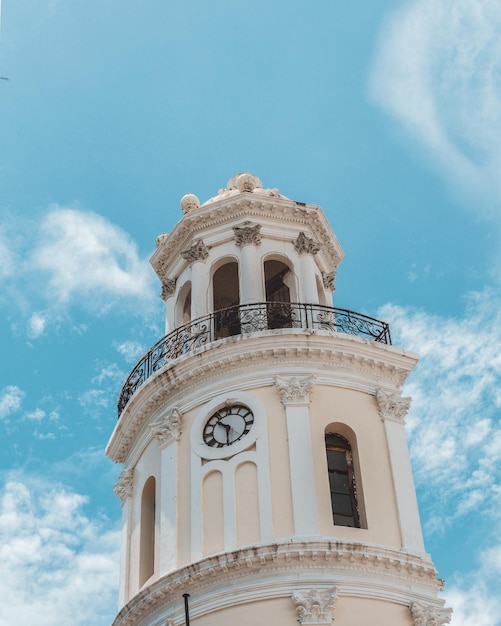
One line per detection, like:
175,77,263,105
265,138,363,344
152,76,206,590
139,477,156,586
325,433,360,528
264,259,293,329
213,261,240,338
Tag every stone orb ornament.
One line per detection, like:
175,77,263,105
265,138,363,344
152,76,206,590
235,172,261,192
180,193,200,213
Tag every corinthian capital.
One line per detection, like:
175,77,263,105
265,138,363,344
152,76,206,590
114,468,134,505
410,601,452,626
233,222,262,248
181,239,210,265
294,232,321,255
375,387,411,423
292,587,338,624
275,375,314,406
322,271,336,292
160,278,177,301
150,407,183,444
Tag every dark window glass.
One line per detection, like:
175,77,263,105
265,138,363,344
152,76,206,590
325,433,360,528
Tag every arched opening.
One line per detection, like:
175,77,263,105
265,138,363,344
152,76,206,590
213,261,240,338
139,477,156,586
264,259,293,329
325,433,360,528
175,281,192,328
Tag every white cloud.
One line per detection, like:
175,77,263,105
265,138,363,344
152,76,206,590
369,0,501,214
28,312,46,338
32,207,156,308
444,542,501,626
0,386,25,419
25,408,46,421
380,288,501,524
114,340,145,362
0,477,119,626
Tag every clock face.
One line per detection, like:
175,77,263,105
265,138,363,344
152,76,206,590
203,405,254,448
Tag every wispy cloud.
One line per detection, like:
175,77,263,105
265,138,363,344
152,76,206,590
444,542,501,626
380,288,501,525
0,476,119,626
0,206,158,334
114,340,145,362
0,386,25,420
369,0,501,215
33,207,155,307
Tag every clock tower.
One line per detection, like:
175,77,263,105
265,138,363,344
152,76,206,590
106,173,451,626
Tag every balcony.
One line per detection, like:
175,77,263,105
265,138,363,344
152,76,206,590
117,302,391,417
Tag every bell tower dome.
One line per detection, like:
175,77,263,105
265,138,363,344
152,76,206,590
106,174,451,626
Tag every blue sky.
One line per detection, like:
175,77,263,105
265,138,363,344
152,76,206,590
0,1,500,624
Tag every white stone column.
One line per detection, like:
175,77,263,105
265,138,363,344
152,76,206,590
376,388,425,553
234,223,263,304
275,375,319,536
114,468,134,606
150,408,183,574
181,240,210,319
294,232,321,304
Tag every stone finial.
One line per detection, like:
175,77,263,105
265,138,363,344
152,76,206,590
292,588,338,624
233,222,262,248
160,278,176,301
410,601,452,626
294,232,321,255
181,239,210,265
180,193,200,213
150,407,183,444
156,233,169,248
375,388,412,423
322,271,336,292
275,375,315,406
114,468,134,505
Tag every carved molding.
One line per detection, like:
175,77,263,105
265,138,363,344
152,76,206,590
114,468,134,504
150,407,183,444
181,239,210,265
292,587,338,624
410,601,452,626
376,387,411,423
294,232,321,256
322,271,336,292
233,222,262,248
160,278,177,301
112,541,440,626
109,336,416,462
156,233,168,248
275,375,315,406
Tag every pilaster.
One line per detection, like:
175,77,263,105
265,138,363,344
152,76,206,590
275,375,319,536
376,387,425,553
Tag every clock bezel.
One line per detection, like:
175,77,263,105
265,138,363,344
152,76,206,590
202,404,254,448
191,392,265,460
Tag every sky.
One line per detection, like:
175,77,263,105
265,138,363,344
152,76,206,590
0,1,500,624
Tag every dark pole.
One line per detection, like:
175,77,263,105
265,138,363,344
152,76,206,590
183,593,190,626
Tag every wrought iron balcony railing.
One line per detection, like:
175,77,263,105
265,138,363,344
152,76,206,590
117,302,391,417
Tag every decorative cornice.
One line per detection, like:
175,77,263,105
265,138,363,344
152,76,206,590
410,601,452,626
180,239,210,265
275,375,315,406
292,587,338,624
112,541,440,626
233,222,262,248
150,407,183,445
149,196,344,283
375,387,412,423
160,278,177,301
294,232,321,255
322,271,336,292
107,334,417,463
114,468,134,504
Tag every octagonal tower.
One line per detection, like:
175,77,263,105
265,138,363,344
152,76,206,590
106,173,451,626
